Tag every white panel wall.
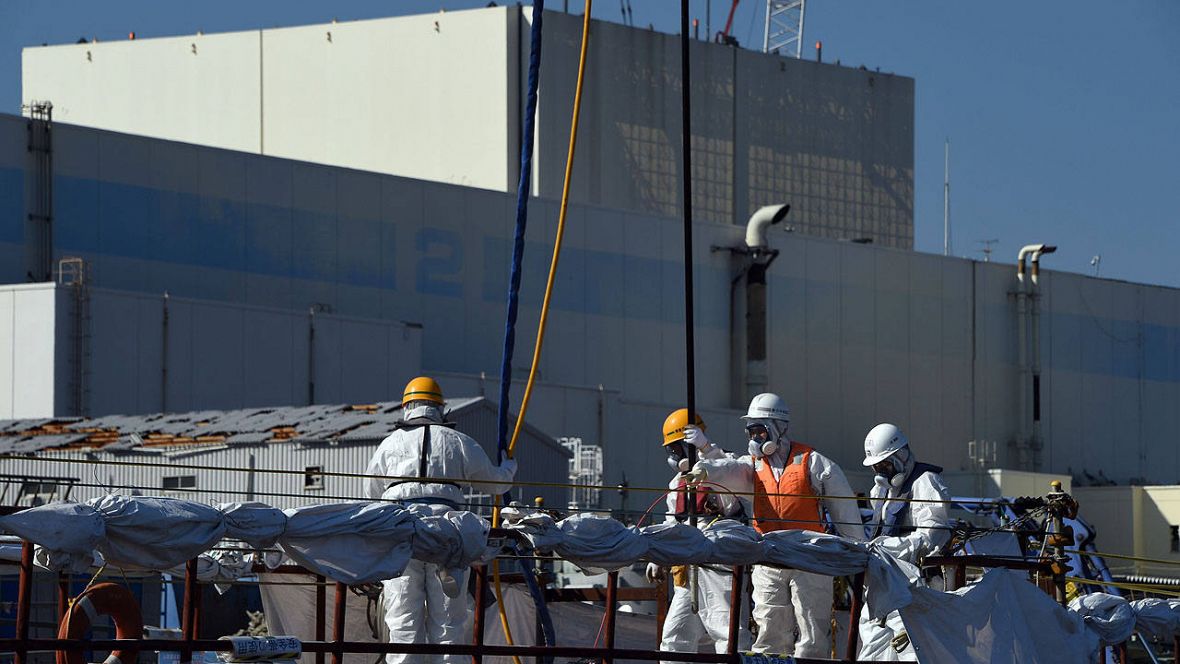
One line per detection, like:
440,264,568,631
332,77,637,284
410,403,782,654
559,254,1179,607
23,9,513,193
261,10,512,191
0,284,57,418
22,32,261,152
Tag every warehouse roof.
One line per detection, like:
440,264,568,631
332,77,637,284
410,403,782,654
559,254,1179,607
0,397,562,455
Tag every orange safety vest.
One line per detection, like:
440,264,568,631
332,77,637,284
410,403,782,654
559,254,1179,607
752,441,825,534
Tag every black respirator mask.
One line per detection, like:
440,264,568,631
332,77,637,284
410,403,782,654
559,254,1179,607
874,449,911,488
666,441,691,472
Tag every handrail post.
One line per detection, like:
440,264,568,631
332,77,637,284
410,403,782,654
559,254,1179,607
316,575,327,664
332,582,347,664
182,558,198,664
58,572,70,621
473,565,486,664
603,571,618,664
844,572,864,661
15,541,33,664
655,571,669,646
726,566,743,662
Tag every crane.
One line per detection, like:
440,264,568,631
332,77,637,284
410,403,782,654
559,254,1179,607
764,0,806,58
714,0,741,45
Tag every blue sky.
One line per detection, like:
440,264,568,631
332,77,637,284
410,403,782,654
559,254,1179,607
3,1,1178,287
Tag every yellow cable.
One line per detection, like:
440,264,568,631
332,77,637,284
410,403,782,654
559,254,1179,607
493,3,594,660
1,452,977,504
1069,548,1180,568
507,0,594,459
1066,576,1180,598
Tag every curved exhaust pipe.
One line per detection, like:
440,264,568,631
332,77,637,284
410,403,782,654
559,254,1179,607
1017,243,1057,285
745,204,790,249
1014,242,1057,470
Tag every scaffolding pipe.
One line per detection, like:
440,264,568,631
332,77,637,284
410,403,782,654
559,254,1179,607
15,541,32,664
726,566,742,656
604,571,619,664
473,565,487,664
315,574,326,664
332,582,347,664
182,558,198,664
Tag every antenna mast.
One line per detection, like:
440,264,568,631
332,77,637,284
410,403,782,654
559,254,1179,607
944,139,952,256
763,1,806,57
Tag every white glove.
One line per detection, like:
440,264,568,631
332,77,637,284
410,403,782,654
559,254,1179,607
500,458,518,477
683,463,708,486
645,562,664,583
684,425,711,451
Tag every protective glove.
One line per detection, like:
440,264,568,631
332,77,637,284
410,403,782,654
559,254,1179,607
683,463,708,486
684,425,711,452
500,458,518,477
645,562,664,583
437,568,460,598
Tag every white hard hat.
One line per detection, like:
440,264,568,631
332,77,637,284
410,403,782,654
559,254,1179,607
863,423,909,466
741,393,790,423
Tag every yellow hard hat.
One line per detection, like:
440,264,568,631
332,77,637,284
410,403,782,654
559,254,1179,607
403,376,444,406
662,408,705,446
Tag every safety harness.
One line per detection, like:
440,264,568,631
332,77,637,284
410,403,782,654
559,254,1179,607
876,462,944,537
384,417,462,509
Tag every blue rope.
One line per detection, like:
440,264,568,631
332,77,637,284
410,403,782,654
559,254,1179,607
493,7,557,659
496,1,545,470
514,542,557,658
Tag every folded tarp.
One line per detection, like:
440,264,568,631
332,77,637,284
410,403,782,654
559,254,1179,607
901,568,1100,663
93,495,228,570
553,513,652,574
501,512,911,619
278,502,417,585
1069,592,1136,646
0,501,104,562
0,496,492,586
1133,598,1180,643
220,501,288,549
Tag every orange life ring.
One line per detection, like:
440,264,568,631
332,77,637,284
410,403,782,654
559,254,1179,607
57,582,144,664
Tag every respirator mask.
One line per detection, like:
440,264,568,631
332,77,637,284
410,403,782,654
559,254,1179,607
666,441,691,472
873,448,911,488
745,422,781,458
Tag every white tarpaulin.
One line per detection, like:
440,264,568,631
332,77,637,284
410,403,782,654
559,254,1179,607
701,519,765,566
91,495,227,570
1133,598,1180,643
1069,592,1136,646
900,568,1099,663
278,502,417,585
639,521,713,566
553,513,652,574
219,502,288,549
0,501,104,559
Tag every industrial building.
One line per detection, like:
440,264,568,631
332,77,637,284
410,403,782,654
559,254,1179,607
21,6,915,248
0,6,1178,519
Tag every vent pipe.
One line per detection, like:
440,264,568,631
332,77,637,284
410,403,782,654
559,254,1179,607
1015,244,1056,470
743,205,788,399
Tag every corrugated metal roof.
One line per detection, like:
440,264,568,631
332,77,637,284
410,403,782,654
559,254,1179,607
0,397,498,454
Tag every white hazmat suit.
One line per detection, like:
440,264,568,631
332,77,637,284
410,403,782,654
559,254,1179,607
364,403,517,664
696,446,864,658
654,441,753,663
857,456,950,661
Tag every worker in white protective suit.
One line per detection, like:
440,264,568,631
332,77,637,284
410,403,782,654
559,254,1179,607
647,409,753,663
857,422,951,661
686,393,864,658
364,376,518,664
